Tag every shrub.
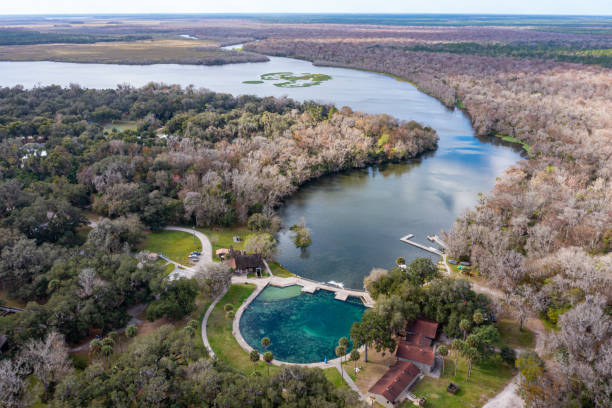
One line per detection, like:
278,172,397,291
501,345,516,365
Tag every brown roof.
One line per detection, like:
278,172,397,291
406,318,439,340
369,360,420,402
396,341,435,366
234,253,264,270
405,333,432,348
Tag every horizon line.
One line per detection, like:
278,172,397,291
1,12,611,17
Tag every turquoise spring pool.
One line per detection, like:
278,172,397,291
239,285,367,363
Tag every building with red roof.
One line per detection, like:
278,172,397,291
368,360,421,406
397,318,439,373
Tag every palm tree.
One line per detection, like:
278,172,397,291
88,338,102,360
126,325,138,338
459,319,472,339
249,349,260,375
337,337,350,376
263,351,274,376
349,349,360,376
335,345,346,380
183,325,196,337
101,344,113,368
339,337,349,349
261,337,270,352
451,340,460,378
124,325,138,352
453,339,479,378
437,345,449,375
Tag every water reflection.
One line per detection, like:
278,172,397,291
0,55,523,288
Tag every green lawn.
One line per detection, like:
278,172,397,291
103,120,138,133
495,319,535,349
495,134,532,154
139,230,201,265
198,226,250,260
444,259,473,277
323,367,349,388
410,357,515,408
0,289,26,308
341,360,359,381
268,261,295,277
163,263,176,275
207,284,280,376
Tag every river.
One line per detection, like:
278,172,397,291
0,45,523,289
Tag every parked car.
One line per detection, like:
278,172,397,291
448,259,458,265
490,313,497,323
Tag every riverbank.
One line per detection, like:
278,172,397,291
0,38,268,65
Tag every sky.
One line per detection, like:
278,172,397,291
0,0,611,16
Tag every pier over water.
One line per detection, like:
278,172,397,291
400,234,443,256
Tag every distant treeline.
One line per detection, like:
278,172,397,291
397,41,612,67
0,29,151,45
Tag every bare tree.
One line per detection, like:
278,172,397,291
194,262,233,298
0,357,29,408
77,268,104,298
363,268,388,292
507,285,534,331
555,296,611,407
21,331,73,401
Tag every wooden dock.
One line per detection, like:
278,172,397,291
427,235,447,249
400,234,443,256
268,276,375,307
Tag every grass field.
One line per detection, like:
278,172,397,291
323,367,349,388
0,289,26,308
139,230,201,265
268,261,295,277
410,357,515,408
495,134,532,154
207,284,281,376
0,39,267,65
445,260,473,276
495,319,535,349
198,226,250,260
104,120,138,132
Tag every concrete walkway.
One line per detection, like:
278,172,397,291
199,277,367,400
333,360,368,402
201,286,228,358
266,276,375,307
227,276,371,367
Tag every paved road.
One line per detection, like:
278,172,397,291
164,226,213,278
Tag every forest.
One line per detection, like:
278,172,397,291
0,15,610,407
0,29,151,46
241,23,612,408
0,85,435,407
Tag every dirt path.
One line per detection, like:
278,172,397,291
482,375,524,408
524,317,548,355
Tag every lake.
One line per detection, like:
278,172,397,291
0,48,522,289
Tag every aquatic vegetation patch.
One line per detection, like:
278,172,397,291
246,72,332,87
